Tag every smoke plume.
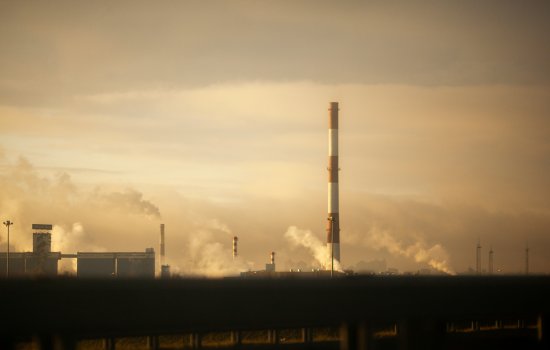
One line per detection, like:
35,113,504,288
101,189,161,219
183,225,251,277
52,222,108,273
365,227,455,275
0,156,162,252
284,226,343,271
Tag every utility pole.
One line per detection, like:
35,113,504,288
488,246,494,274
525,243,529,275
3,220,13,278
476,239,481,275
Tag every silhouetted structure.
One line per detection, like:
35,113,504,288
489,246,494,274
233,236,238,260
1,224,155,278
77,249,155,278
0,224,59,277
265,251,275,272
1,276,548,350
160,264,171,278
160,223,166,271
476,239,482,274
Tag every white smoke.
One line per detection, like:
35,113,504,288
100,188,161,219
0,156,163,252
284,226,343,271
366,227,455,275
182,224,251,277
205,218,232,235
52,222,106,274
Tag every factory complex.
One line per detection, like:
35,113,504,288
0,224,156,278
1,103,356,278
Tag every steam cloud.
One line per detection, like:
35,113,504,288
101,189,161,219
0,155,162,252
284,226,343,271
182,224,251,277
52,223,108,273
366,227,455,275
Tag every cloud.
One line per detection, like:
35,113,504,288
1,1,549,109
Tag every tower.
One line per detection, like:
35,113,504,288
327,102,341,267
233,236,238,260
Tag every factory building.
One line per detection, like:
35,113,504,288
240,251,350,278
0,224,60,276
76,249,155,278
0,252,61,277
1,224,155,278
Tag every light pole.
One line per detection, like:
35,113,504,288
3,220,13,278
327,217,334,278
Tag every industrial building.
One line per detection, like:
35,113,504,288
76,250,155,278
1,224,155,278
0,225,60,276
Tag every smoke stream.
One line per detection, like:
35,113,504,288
0,156,162,252
183,222,251,277
52,223,107,274
284,226,343,271
101,189,161,219
366,228,455,275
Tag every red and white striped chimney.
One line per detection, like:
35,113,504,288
327,102,340,265
233,236,238,259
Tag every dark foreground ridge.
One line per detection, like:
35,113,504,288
1,275,549,349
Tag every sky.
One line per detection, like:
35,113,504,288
1,1,549,275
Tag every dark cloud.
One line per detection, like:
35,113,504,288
1,1,549,106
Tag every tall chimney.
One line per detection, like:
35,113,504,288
160,224,165,268
327,102,341,266
270,251,275,265
233,236,238,259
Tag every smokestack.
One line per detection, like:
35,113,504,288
160,224,165,268
476,239,481,275
266,251,276,272
488,246,494,274
233,236,238,259
327,102,341,266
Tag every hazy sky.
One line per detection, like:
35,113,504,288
1,1,549,275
